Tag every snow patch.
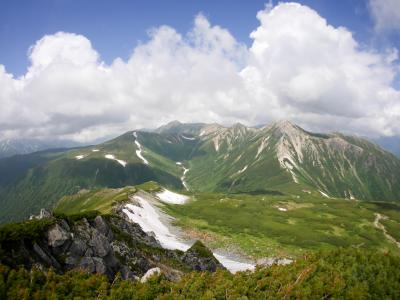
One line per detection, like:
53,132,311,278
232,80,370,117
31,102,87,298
238,165,248,174
278,207,288,212
176,162,189,190
213,135,221,151
123,196,189,251
75,155,86,160
156,189,189,204
319,190,330,198
181,135,196,140
256,137,269,158
105,154,127,167
213,254,255,273
123,193,256,273
133,132,149,165
92,149,99,152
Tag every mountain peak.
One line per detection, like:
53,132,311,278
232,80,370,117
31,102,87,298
273,120,296,129
231,122,246,129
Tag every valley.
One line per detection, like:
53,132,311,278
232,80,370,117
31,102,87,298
1,120,400,225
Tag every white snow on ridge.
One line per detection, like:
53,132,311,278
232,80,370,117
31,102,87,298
156,189,189,204
123,196,190,251
181,135,196,140
105,154,127,167
319,190,330,198
256,137,269,159
92,149,100,152
75,155,85,160
122,194,256,273
133,132,149,165
237,165,248,174
213,254,255,273
176,162,189,190
181,167,189,190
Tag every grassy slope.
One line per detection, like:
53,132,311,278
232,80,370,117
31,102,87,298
55,181,400,260
165,191,400,258
54,187,136,215
54,182,161,216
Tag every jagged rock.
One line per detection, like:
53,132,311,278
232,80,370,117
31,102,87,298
38,209,52,219
140,267,162,283
78,257,107,274
181,240,225,272
33,243,61,268
68,238,87,257
89,230,111,257
30,208,53,220
120,265,137,280
0,213,223,282
47,223,71,247
94,216,113,241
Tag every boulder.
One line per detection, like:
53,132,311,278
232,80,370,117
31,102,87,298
140,267,162,283
89,230,111,257
94,216,113,241
47,223,71,248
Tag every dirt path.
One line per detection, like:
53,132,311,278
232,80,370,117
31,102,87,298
374,213,400,248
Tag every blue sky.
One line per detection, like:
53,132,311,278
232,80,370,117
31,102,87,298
0,0,394,76
0,0,399,141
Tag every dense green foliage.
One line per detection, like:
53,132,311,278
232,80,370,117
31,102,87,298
0,218,55,245
0,248,399,299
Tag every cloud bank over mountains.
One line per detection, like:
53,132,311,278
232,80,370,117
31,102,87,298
0,2,399,141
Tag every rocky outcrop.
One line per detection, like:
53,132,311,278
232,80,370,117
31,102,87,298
0,213,224,281
181,241,225,272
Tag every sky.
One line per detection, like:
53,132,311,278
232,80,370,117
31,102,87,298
0,0,399,142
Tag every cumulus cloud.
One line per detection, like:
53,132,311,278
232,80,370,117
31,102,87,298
0,3,399,141
368,0,400,32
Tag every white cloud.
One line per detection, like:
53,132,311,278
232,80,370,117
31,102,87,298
242,2,400,135
369,0,400,32
0,4,399,142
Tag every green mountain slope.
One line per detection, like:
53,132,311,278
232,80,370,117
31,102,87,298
1,120,400,223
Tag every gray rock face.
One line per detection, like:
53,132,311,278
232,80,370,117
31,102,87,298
47,223,71,247
1,213,224,282
181,241,226,272
94,215,114,241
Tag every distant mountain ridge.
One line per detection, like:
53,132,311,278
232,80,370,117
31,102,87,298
1,120,400,223
0,138,82,158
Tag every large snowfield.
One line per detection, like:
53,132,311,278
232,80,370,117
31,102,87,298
156,189,189,204
122,192,256,273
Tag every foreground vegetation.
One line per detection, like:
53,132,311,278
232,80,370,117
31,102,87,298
1,248,399,299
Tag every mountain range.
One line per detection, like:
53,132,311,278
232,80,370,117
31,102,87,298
0,120,399,224
0,138,82,158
